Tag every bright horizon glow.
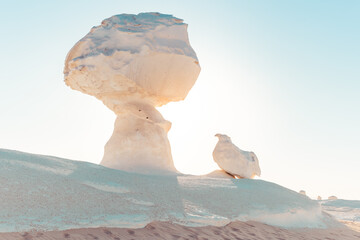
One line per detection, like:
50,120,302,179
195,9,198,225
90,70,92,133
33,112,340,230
0,0,359,200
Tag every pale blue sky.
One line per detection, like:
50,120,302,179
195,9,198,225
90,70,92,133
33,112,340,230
0,0,359,199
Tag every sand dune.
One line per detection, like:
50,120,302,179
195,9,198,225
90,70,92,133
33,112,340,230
1,221,359,240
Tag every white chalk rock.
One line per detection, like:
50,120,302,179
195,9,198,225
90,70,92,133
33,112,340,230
101,100,176,174
213,134,261,179
64,12,200,111
64,13,200,174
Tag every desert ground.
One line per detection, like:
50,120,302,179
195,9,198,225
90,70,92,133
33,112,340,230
1,221,359,240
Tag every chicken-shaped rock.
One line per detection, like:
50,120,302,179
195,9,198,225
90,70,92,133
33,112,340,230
213,134,261,179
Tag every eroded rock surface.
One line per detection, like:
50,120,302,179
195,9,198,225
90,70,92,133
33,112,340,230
64,13,200,174
213,134,261,179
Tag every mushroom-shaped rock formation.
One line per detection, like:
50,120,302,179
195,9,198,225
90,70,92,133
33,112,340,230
213,134,261,179
64,13,200,174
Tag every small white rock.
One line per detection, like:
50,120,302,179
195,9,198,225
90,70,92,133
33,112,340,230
212,134,261,179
